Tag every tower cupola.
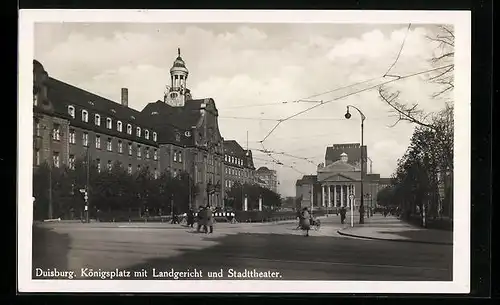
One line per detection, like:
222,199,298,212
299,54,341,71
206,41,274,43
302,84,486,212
164,48,192,107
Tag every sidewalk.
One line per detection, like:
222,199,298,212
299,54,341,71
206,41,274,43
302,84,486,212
337,214,453,245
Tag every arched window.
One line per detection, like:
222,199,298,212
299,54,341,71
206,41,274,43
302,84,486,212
68,105,75,118
117,121,122,132
145,129,149,140
153,132,157,142
95,114,101,126
106,117,112,129
136,127,141,137
81,110,88,122
127,124,132,135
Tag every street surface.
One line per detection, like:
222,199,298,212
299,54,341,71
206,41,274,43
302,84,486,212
32,213,452,281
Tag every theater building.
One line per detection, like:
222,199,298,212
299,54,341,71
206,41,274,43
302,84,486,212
295,143,389,212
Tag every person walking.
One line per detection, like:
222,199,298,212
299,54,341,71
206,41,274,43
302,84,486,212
300,207,311,237
187,208,195,228
196,206,204,232
340,206,346,224
204,206,214,234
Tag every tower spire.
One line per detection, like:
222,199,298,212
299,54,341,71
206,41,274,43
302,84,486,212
178,47,180,57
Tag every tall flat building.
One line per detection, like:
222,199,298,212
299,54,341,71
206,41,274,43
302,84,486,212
255,166,278,193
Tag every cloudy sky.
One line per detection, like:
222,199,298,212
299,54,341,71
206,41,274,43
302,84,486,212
34,22,453,196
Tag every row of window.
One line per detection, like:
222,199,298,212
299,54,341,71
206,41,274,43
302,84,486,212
225,166,251,178
67,105,157,142
69,130,159,160
224,154,244,166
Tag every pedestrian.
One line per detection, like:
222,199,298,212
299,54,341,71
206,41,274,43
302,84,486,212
300,207,311,237
196,206,205,232
340,206,346,224
187,208,195,228
205,205,214,234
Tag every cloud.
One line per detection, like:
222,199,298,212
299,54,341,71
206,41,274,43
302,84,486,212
35,23,451,196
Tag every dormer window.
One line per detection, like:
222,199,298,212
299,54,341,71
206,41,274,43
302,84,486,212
145,130,149,140
153,132,157,142
131,116,136,120
82,110,88,122
106,117,112,129
111,109,116,114
117,121,122,132
88,101,95,106
136,127,141,137
68,105,75,118
127,124,132,135
95,114,101,126
151,111,159,115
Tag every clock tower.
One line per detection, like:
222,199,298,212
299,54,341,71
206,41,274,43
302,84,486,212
164,48,192,107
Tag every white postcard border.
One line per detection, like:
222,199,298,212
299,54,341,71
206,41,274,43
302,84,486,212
18,9,471,294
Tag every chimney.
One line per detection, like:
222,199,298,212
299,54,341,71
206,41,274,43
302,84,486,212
121,88,128,107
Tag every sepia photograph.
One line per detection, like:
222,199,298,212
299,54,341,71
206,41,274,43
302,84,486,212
18,10,471,293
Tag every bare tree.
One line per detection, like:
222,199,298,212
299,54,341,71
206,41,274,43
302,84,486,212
379,25,455,129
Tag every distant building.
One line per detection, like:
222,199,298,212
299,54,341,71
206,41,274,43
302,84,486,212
325,143,368,175
255,166,278,193
223,140,256,188
296,143,389,212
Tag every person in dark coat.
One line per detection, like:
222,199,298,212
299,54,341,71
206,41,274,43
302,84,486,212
340,206,347,224
196,206,205,232
187,208,195,228
300,207,311,237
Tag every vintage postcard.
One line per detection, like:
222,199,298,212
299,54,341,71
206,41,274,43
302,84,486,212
18,10,471,293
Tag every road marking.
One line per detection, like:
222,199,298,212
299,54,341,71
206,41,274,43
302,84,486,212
223,256,449,272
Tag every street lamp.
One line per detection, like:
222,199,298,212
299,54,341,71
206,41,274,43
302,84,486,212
345,105,366,224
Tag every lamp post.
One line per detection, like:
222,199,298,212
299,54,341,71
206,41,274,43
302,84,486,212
345,105,366,224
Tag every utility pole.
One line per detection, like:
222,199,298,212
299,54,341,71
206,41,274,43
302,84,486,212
86,147,90,223
48,130,53,220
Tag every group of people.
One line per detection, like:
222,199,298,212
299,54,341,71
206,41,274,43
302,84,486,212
186,206,214,234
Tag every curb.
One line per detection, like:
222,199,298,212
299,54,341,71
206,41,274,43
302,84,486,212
336,229,453,246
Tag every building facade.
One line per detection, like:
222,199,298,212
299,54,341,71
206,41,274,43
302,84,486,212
222,140,256,189
255,166,278,193
33,60,161,178
296,143,389,212
33,49,258,210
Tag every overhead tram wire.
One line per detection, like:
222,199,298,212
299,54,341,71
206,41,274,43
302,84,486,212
250,147,317,165
252,156,307,175
223,76,383,110
384,23,412,78
259,64,454,143
259,26,416,143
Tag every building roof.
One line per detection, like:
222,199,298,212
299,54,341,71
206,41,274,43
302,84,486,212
325,143,367,165
223,140,255,169
44,77,158,146
257,166,276,173
296,175,318,186
140,100,206,146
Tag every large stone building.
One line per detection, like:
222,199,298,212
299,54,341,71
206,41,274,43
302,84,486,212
296,143,389,212
255,166,278,193
32,49,258,209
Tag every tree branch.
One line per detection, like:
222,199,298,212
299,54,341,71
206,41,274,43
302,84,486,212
378,86,437,130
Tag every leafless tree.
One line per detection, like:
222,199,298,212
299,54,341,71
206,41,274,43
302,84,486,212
379,25,455,129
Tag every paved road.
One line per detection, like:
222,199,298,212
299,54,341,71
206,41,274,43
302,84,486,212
32,215,452,281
